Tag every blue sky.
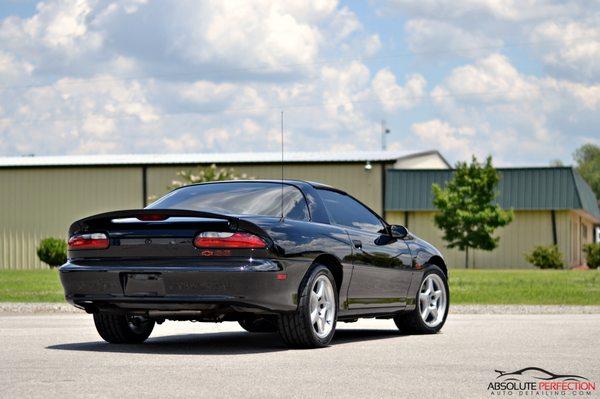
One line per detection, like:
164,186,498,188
0,0,598,166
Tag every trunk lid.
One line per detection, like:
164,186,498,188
67,209,272,260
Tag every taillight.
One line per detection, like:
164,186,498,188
136,214,169,221
68,233,110,250
193,232,267,249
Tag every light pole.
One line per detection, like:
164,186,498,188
381,120,390,151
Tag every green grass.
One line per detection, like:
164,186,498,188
0,269,599,305
0,269,64,302
449,269,600,305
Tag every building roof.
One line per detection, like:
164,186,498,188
385,167,600,221
0,150,442,168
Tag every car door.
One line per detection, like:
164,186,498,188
317,189,413,309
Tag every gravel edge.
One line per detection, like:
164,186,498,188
450,304,600,314
0,303,84,314
1,303,600,315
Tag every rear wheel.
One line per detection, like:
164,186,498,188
93,313,155,344
394,265,449,334
238,317,278,333
278,265,338,348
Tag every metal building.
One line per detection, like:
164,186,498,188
386,167,600,268
0,150,448,269
2,151,597,270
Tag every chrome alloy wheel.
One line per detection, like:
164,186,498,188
309,275,336,338
418,274,447,328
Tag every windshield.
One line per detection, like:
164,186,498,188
148,182,310,221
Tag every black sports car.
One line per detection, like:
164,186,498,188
59,180,449,348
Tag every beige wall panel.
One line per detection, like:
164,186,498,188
555,211,571,267
570,211,597,266
580,216,594,265
393,153,449,169
387,210,566,269
1,163,381,269
147,163,384,214
0,167,142,269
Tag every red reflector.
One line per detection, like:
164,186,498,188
193,232,267,249
68,233,109,250
136,214,169,221
276,274,287,280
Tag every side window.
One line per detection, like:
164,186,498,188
282,186,310,221
317,189,384,234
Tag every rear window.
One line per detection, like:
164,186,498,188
148,182,310,221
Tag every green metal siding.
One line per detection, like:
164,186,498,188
573,170,600,220
386,167,600,220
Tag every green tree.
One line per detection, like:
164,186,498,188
148,164,252,204
573,143,600,200
168,163,250,190
432,156,513,268
36,237,67,268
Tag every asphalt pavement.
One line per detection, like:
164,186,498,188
1,313,599,398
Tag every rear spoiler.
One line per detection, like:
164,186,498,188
68,209,269,239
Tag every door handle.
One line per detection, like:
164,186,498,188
352,239,362,249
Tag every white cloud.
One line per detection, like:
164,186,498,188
0,0,346,81
426,53,600,164
0,0,597,167
0,0,103,70
405,19,503,59
82,114,116,137
329,6,362,41
380,0,584,22
363,34,382,56
531,20,600,82
431,54,538,104
372,69,426,111
410,119,476,159
0,51,33,84
385,0,595,76
0,0,410,156
0,75,159,155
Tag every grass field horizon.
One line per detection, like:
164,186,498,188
0,269,599,305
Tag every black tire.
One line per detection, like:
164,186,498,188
394,265,449,334
238,317,278,333
93,313,155,344
278,265,338,348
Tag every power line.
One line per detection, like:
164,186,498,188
0,85,559,126
0,35,596,92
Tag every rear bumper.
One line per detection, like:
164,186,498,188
59,259,305,314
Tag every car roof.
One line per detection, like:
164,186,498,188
178,179,349,194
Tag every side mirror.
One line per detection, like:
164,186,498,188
389,225,408,239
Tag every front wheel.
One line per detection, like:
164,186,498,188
394,265,449,334
278,265,338,348
93,313,155,344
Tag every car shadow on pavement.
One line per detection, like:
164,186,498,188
46,328,408,355
333,328,410,345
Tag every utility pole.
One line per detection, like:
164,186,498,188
381,120,390,151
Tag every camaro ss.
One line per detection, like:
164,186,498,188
59,180,449,348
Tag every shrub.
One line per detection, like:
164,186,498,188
37,238,67,268
584,243,600,269
525,245,564,269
